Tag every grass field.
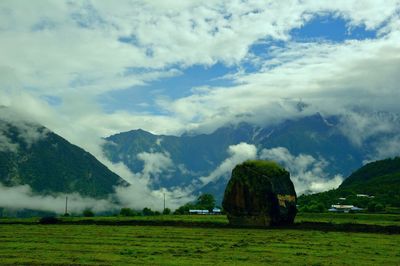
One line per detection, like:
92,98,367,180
0,213,400,265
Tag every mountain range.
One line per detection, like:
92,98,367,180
103,112,398,202
1,111,399,208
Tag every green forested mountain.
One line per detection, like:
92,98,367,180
298,157,400,211
0,119,125,198
339,157,400,192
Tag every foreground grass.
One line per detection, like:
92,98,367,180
1,224,399,265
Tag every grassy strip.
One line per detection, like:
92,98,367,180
0,224,399,265
1,214,400,234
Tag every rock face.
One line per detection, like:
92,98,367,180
222,160,297,227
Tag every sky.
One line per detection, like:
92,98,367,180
1,1,400,210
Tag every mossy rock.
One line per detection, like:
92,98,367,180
222,160,297,226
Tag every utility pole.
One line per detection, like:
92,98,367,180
64,196,68,216
163,193,166,211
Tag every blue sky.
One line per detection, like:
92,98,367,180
291,14,377,42
99,13,381,116
100,63,237,114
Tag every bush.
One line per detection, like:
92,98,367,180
196,193,216,211
142,207,154,216
375,203,384,212
173,193,217,215
300,203,326,213
39,216,60,224
367,202,377,212
120,208,139,217
174,203,196,215
163,208,171,215
83,209,94,217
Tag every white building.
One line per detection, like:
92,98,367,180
189,209,209,214
329,204,363,213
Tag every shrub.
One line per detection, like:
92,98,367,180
163,208,171,215
367,202,377,212
142,207,154,216
39,216,60,224
375,203,384,212
174,203,195,215
83,209,94,217
120,208,139,216
196,193,216,211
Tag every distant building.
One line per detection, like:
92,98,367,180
189,209,222,215
338,197,346,201
189,209,209,215
329,204,363,213
356,194,374,198
212,208,222,214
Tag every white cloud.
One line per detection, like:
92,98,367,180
0,183,116,214
339,111,400,147
1,0,399,138
0,109,49,151
160,32,400,134
260,147,343,194
309,175,344,193
137,151,174,181
200,142,257,185
366,135,400,163
0,132,18,152
155,137,163,146
98,150,194,211
115,185,194,211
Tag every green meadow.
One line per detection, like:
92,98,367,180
0,213,400,265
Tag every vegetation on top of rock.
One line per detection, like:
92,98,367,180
241,160,286,177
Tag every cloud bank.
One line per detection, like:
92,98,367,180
1,0,399,138
200,142,257,185
0,183,116,214
260,147,343,194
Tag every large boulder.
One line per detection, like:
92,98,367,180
222,160,297,227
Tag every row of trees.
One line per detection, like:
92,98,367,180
119,193,218,216
119,207,171,216
174,193,217,214
0,193,216,217
83,193,218,217
0,193,218,218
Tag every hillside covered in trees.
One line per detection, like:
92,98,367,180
298,157,400,213
0,118,125,198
